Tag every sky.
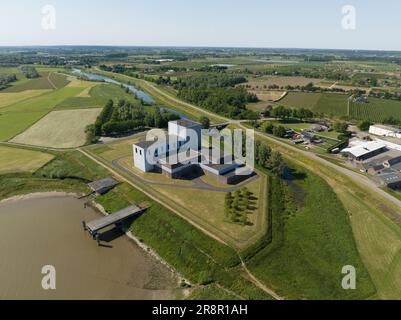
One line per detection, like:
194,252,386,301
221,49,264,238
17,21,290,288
0,0,400,50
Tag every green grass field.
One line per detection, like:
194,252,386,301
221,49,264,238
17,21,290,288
246,168,376,299
279,92,349,117
55,83,141,110
11,108,102,148
3,72,70,92
0,90,52,109
0,146,54,174
0,87,84,141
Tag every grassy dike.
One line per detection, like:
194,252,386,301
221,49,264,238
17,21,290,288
0,146,272,300
243,167,376,299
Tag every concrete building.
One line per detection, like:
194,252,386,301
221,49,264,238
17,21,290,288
369,124,401,139
342,141,387,161
132,119,251,184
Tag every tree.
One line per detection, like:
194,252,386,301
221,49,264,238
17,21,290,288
358,120,373,132
269,151,285,177
199,116,210,129
85,124,98,144
261,121,274,134
272,125,286,138
333,121,348,134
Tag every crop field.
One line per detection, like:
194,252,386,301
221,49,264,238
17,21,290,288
55,83,141,110
0,146,54,174
0,90,51,109
0,87,84,141
279,92,349,117
245,76,333,89
3,72,70,92
349,98,401,122
11,108,102,148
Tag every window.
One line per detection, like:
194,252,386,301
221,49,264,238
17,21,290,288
135,147,138,154
140,150,142,156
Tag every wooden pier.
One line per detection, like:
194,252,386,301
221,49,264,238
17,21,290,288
83,204,145,243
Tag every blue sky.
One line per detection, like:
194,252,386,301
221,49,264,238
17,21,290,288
0,0,400,50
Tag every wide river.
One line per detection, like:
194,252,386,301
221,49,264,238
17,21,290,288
0,194,181,300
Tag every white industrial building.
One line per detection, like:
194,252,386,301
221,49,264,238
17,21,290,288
341,141,387,161
369,124,401,139
132,119,249,183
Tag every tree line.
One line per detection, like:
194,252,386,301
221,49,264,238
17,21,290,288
172,73,259,119
86,99,180,142
0,73,17,90
20,66,39,79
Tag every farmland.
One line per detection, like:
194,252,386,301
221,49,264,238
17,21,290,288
11,108,102,148
55,83,142,110
3,72,70,92
245,76,334,89
349,97,401,122
0,89,51,109
278,92,349,117
0,146,54,174
0,87,85,141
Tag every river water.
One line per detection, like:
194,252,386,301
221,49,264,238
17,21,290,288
0,194,181,300
72,69,191,120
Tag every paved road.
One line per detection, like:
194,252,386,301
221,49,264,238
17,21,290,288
111,157,259,192
146,81,401,211
237,123,401,214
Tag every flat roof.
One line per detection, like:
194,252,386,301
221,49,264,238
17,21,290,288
342,141,387,158
173,119,201,128
86,205,143,233
134,140,156,149
88,178,118,192
371,124,401,132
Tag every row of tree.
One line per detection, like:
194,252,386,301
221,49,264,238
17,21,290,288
271,105,315,121
0,73,17,90
224,188,253,225
255,141,285,177
20,66,39,79
87,99,180,140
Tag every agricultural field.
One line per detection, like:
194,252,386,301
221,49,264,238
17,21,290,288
0,89,51,109
55,83,142,110
245,76,333,89
0,146,54,174
349,97,401,122
279,92,349,117
2,72,70,92
11,108,102,148
0,86,85,141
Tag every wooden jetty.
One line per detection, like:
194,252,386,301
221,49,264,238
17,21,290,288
83,204,145,242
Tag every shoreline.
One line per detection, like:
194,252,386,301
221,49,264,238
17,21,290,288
90,200,192,289
0,191,192,295
0,191,83,205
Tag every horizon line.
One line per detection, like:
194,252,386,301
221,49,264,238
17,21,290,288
0,44,401,53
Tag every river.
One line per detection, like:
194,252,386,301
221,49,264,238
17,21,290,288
0,194,182,300
72,69,191,120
